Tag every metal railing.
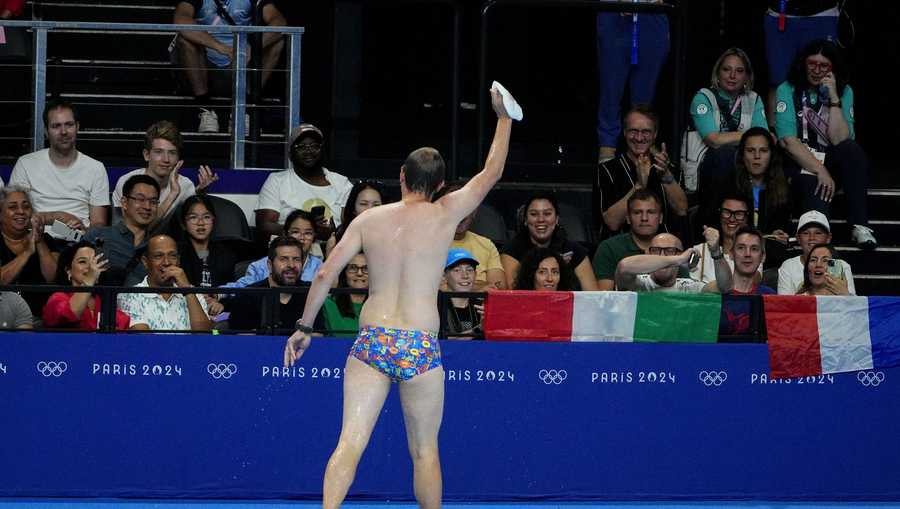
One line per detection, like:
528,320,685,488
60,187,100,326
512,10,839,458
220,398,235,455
3,283,766,342
0,20,305,169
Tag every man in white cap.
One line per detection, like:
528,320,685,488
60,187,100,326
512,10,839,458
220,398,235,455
776,210,855,295
255,123,352,247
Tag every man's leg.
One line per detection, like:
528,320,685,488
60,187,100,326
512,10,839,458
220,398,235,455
398,366,445,509
176,36,209,97
323,355,392,509
261,35,285,88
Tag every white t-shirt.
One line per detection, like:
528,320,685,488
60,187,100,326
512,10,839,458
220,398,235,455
255,168,353,227
635,274,707,293
112,168,195,218
9,149,110,226
777,255,856,295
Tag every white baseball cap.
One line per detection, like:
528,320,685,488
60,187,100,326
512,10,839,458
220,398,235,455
796,210,830,234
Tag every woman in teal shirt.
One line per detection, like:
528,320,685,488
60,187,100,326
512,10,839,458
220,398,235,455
773,39,875,249
322,252,368,337
691,48,768,202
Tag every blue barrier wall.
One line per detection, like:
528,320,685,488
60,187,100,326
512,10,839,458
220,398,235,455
1,334,898,502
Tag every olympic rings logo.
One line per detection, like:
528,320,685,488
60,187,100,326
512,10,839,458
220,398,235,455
857,371,885,387
36,361,68,377
538,369,567,385
698,370,727,387
207,363,238,379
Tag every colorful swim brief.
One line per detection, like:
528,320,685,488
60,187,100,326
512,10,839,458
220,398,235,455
349,326,442,382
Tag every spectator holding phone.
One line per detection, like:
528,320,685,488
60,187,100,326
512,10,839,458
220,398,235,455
501,192,598,291
774,39,875,249
255,123,353,248
777,210,855,295
615,233,718,293
797,243,850,296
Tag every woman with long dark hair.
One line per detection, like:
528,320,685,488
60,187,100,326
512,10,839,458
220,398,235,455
797,243,850,296
325,180,384,257
513,247,575,291
502,192,597,290
774,39,875,249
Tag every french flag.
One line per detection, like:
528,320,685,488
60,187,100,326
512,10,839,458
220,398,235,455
765,296,900,378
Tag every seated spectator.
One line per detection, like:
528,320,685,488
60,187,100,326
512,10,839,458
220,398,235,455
440,248,484,338
223,209,322,288
322,252,368,337
84,175,160,286
255,124,352,250
117,235,212,331
173,0,287,133
691,48,768,194
0,185,59,317
513,247,575,292
0,291,33,330
690,194,752,284
774,39,876,249
502,192,598,291
112,121,218,221
777,210,855,295
325,180,384,257
797,243,851,296
713,227,776,339
434,184,507,290
10,100,109,230
594,104,687,240
42,241,130,331
594,188,688,290
615,233,716,293
175,195,244,287
731,127,792,267
228,236,321,334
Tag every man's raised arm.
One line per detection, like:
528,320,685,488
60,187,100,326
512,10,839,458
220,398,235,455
440,87,515,221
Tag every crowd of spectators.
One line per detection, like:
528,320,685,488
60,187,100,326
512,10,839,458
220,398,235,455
0,1,875,341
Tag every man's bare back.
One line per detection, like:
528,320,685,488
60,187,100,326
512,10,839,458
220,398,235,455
349,199,465,332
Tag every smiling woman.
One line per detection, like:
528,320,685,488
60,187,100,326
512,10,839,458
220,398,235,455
501,192,597,291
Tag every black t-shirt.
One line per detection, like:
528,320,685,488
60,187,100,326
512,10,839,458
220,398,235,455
502,233,587,269
0,233,59,316
177,240,249,287
226,279,321,334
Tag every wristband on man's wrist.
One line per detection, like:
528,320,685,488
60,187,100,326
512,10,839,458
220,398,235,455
295,320,314,334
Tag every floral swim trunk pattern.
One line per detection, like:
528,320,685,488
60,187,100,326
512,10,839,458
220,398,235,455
350,326,442,382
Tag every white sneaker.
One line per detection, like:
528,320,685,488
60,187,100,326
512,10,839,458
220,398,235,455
198,109,219,133
851,224,877,250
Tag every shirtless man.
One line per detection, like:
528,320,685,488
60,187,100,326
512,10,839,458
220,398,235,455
284,87,515,508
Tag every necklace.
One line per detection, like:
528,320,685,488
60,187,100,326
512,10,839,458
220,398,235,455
451,302,475,331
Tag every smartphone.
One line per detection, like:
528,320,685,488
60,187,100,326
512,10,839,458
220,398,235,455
826,259,844,279
688,250,699,269
310,205,326,219
50,220,83,242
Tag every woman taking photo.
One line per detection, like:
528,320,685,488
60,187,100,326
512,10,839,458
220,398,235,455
502,192,597,291
0,185,59,317
797,243,850,296
513,247,575,292
43,240,131,330
774,38,876,249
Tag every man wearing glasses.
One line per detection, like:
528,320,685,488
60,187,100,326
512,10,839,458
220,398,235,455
84,175,161,286
117,234,212,332
690,195,755,284
255,123,353,250
615,230,725,293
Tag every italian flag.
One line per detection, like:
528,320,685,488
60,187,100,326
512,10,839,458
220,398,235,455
765,295,900,378
483,291,721,342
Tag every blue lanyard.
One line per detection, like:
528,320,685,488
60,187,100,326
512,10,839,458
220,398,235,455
631,1,639,65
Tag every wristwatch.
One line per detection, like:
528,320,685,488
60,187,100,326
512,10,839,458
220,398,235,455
660,173,675,185
295,320,314,334
710,248,724,260
830,99,842,108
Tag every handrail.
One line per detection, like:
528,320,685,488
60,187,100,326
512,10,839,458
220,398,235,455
476,0,687,172
2,282,764,341
0,20,305,170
